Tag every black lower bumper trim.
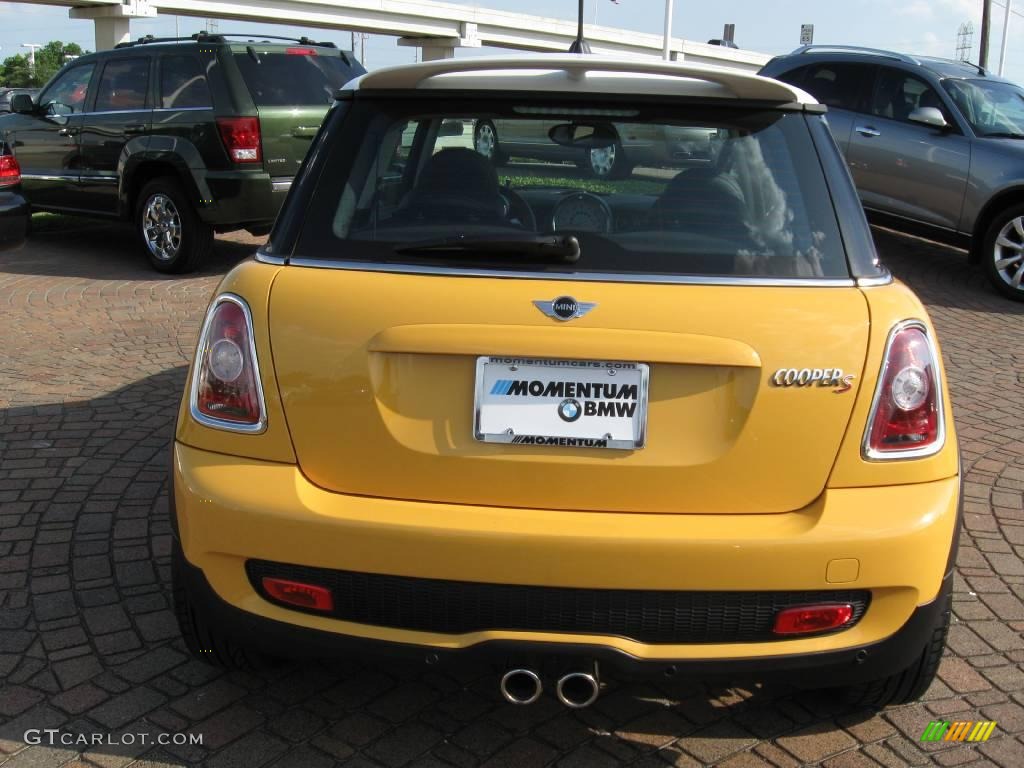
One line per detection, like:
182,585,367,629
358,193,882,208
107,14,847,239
179,552,952,687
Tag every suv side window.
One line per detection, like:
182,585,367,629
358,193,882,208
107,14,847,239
797,63,872,111
38,64,95,115
869,67,947,124
94,58,150,112
160,55,213,109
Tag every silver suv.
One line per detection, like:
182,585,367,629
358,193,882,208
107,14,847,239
761,45,1024,301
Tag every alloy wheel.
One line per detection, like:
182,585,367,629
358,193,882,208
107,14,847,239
993,215,1024,291
475,123,496,160
142,193,182,263
589,144,617,177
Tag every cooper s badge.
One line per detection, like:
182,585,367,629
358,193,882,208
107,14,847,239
771,367,855,394
534,296,596,321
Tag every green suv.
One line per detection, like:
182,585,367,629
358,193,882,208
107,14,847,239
0,32,364,272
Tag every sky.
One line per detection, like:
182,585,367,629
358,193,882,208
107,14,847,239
0,0,1020,82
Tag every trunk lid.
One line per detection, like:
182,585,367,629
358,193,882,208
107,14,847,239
269,269,869,514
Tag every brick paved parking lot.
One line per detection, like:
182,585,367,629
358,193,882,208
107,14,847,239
1,217,1024,768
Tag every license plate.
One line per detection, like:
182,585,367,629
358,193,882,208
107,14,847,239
474,357,649,450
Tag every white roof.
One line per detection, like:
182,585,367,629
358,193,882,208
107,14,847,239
348,54,814,105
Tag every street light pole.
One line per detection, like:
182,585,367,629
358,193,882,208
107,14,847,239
21,44,42,76
980,0,992,68
999,0,1012,75
662,0,674,61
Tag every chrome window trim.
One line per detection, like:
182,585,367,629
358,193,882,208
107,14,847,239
188,293,269,434
283,258,857,287
80,108,152,116
153,106,212,112
255,252,287,265
856,270,893,287
861,319,946,461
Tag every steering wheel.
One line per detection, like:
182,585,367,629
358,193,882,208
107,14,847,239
501,188,538,231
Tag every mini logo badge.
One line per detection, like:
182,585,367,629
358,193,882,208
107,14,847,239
557,398,582,422
534,296,596,321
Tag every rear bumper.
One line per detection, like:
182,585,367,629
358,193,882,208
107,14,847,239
198,171,290,229
178,546,952,685
173,441,960,670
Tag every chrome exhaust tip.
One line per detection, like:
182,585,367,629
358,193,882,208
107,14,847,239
555,671,600,708
500,668,542,705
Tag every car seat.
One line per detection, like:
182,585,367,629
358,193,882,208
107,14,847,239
399,148,507,224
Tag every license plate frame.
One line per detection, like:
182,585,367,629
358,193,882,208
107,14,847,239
473,356,649,450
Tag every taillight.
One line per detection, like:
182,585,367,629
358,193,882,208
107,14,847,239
863,321,944,459
190,295,266,432
285,47,317,56
773,604,854,635
0,152,20,187
216,117,262,163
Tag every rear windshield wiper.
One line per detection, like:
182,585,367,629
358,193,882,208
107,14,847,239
394,234,581,263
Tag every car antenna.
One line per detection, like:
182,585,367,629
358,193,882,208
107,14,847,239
568,0,591,54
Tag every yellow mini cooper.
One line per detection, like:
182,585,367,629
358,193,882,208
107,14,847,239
171,56,961,709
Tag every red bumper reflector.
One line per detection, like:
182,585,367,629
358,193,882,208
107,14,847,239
772,604,854,635
261,577,334,612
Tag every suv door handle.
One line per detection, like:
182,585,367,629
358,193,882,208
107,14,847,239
291,126,318,138
124,125,147,135
58,126,80,137
856,125,881,137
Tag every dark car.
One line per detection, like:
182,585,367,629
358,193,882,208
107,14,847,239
0,32,364,272
0,140,28,251
761,45,1024,300
0,88,40,114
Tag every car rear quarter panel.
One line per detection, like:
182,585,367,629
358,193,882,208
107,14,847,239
175,259,294,463
828,280,958,487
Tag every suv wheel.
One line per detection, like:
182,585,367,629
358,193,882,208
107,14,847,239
136,177,213,274
586,141,631,179
983,204,1024,301
474,120,506,165
838,596,950,708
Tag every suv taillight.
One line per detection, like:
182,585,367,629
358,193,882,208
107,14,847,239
0,152,20,187
863,321,944,459
190,295,266,432
216,117,262,163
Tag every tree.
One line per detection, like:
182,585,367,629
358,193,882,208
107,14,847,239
1,41,89,88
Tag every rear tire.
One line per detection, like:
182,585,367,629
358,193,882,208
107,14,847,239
172,537,258,669
982,203,1024,301
136,176,213,274
839,596,950,708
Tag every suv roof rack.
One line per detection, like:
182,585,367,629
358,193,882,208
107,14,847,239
918,55,989,76
116,31,339,50
792,45,920,66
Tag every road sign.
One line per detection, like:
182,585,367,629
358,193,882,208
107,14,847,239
800,24,814,45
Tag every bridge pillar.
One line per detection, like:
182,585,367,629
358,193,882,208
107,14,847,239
398,22,480,62
69,1,157,51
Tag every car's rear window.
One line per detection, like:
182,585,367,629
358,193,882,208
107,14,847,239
296,97,850,279
234,50,363,106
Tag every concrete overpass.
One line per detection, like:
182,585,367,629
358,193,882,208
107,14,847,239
10,0,770,70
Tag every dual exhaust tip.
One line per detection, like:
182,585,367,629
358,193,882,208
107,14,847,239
500,668,600,708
